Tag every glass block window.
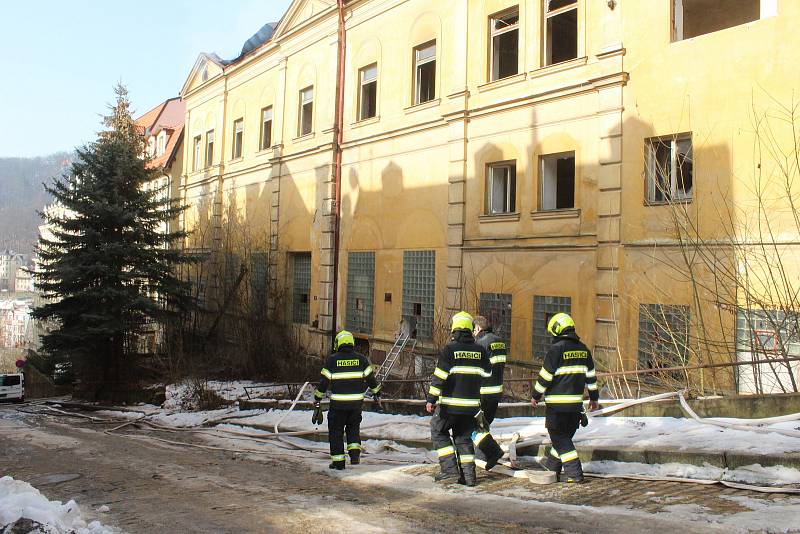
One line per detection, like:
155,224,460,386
736,308,800,394
532,295,572,360
479,292,512,347
291,252,311,324
403,250,435,340
346,252,375,334
223,252,241,293
249,251,268,308
638,304,690,370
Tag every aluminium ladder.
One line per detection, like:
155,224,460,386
373,317,418,383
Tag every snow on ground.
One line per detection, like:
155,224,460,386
96,402,800,487
0,476,117,534
162,380,291,410
584,460,800,486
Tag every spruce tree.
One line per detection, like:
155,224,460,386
33,85,194,396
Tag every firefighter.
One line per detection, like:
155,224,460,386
314,330,381,470
426,311,492,486
473,315,507,425
530,313,599,483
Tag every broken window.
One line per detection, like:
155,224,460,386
646,134,693,204
292,252,312,324
540,152,575,210
193,135,202,171
205,129,214,167
532,296,571,360
638,304,690,375
249,251,268,311
673,0,766,41
232,118,244,159
544,0,578,66
736,308,800,394
414,41,436,105
299,86,314,136
490,7,519,81
359,63,378,121
486,161,516,214
479,292,513,347
260,107,273,151
346,251,375,334
402,250,435,340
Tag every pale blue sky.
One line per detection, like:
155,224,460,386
0,0,293,157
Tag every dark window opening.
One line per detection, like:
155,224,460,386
232,118,243,159
487,162,516,214
540,152,575,210
674,0,762,41
491,8,520,81
299,87,314,136
260,107,273,151
359,64,378,120
545,0,578,66
414,41,436,105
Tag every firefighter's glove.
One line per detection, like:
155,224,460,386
312,403,324,425
475,410,489,432
580,410,589,428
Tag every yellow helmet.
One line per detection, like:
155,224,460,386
451,311,474,332
334,330,355,350
547,313,575,337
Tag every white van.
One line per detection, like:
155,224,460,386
0,373,24,403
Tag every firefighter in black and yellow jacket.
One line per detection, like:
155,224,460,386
426,311,492,486
531,313,599,483
473,315,507,425
314,330,382,470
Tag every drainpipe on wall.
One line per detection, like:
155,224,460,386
330,0,346,346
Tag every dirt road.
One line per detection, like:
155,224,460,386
0,405,794,533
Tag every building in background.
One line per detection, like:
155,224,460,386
13,267,33,293
175,0,796,394
0,250,25,291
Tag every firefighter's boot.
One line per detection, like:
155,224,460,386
461,463,478,487
539,448,563,476
349,450,361,465
560,456,584,483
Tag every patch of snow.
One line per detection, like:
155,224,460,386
163,380,291,410
96,505,110,513
583,460,800,486
0,476,117,534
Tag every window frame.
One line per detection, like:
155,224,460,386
260,106,273,151
645,133,693,205
298,86,314,137
358,63,378,121
542,0,579,67
193,135,202,172
539,151,576,211
232,118,244,159
413,40,437,105
486,161,517,215
489,6,520,81
205,129,214,168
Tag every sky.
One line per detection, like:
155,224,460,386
0,0,294,158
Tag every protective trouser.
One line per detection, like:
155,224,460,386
545,411,583,479
474,397,500,461
328,408,363,466
430,407,477,484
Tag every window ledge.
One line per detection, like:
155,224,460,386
293,133,315,142
479,212,521,223
530,208,581,220
351,116,380,128
229,157,244,164
256,147,273,156
404,98,441,114
477,72,527,93
645,198,693,207
529,56,588,80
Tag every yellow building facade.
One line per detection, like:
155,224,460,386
179,0,799,393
